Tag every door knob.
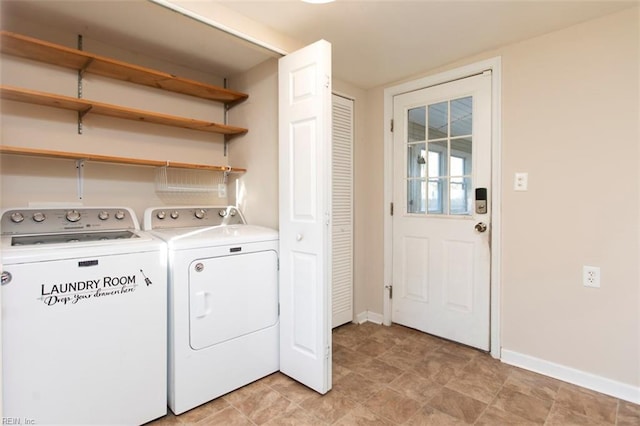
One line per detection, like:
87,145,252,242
475,222,488,233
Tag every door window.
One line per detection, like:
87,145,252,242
406,96,473,215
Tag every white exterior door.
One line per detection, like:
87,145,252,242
392,72,492,350
278,39,332,394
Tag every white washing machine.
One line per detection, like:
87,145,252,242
0,206,167,425
143,206,279,415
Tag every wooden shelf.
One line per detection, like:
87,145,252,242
0,31,250,178
1,85,248,137
0,31,248,107
0,145,247,173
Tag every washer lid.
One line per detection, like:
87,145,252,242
1,230,164,264
152,225,278,249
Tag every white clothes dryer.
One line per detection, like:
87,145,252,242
143,206,279,415
1,206,167,425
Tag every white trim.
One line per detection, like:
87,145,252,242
149,0,289,56
356,311,384,325
332,90,355,102
502,349,640,404
382,57,503,358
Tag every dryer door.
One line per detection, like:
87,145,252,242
189,250,279,350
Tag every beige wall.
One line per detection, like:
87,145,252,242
361,88,387,315
362,7,639,387
227,58,279,229
499,6,639,387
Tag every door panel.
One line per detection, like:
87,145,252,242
403,236,429,301
291,251,318,355
443,240,474,312
392,73,491,350
291,119,317,219
278,39,332,394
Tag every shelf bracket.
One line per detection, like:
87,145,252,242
77,34,85,135
223,166,232,184
223,78,229,157
79,58,94,78
78,106,92,135
224,134,231,156
76,159,85,200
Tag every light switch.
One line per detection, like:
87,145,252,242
514,172,528,191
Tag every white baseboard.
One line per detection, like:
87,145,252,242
355,310,383,325
501,349,640,404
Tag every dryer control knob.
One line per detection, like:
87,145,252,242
194,209,206,219
170,211,180,219
66,210,81,222
98,211,110,220
10,212,24,223
156,211,166,220
32,212,46,223
218,209,227,218
114,210,126,220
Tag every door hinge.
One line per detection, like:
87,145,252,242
390,119,394,132
386,285,393,299
390,202,394,216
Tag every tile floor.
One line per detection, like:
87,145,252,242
148,322,640,425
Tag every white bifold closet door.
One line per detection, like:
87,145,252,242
331,94,354,328
279,39,332,394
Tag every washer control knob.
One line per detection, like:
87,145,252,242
10,212,24,223
66,210,81,222
114,210,126,220
156,211,166,220
194,209,206,219
170,211,180,219
218,209,227,218
32,212,46,223
98,211,110,220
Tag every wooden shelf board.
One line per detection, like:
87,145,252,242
0,31,248,106
0,145,247,173
0,85,248,136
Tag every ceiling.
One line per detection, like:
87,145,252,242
219,0,636,88
1,0,636,89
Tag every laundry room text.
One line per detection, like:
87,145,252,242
39,274,139,306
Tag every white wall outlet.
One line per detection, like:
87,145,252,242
217,183,227,198
583,265,600,288
514,172,528,191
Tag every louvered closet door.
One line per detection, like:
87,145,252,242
332,94,354,328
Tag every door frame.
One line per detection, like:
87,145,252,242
383,57,502,358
